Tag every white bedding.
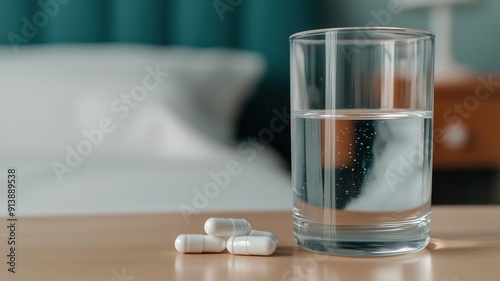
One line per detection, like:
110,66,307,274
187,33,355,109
12,150,291,218
0,45,292,216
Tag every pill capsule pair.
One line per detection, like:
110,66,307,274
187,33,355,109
174,217,277,256
174,232,277,255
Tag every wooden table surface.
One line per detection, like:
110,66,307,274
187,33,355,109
1,206,499,281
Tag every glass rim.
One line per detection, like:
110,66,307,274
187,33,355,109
290,26,434,42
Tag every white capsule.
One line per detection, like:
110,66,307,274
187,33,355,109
248,230,278,243
204,218,252,237
226,236,277,256
174,234,226,254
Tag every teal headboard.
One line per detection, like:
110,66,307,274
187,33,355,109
1,0,335,83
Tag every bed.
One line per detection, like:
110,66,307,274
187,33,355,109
0,45,292,216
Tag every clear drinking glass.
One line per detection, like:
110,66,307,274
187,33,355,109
290,27,435,256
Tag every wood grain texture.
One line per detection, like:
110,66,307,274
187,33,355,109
1,206,499,281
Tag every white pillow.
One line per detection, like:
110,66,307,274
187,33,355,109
0,44,265,161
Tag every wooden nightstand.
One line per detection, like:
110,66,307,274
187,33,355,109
433,76,500,169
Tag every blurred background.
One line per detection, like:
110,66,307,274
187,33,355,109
0,0,499,215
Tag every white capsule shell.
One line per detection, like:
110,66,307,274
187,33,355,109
226,236,277,256
204,218,252,237
249,230,278,243
174,234,226,254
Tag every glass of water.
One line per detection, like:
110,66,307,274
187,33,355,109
290,27,435,256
